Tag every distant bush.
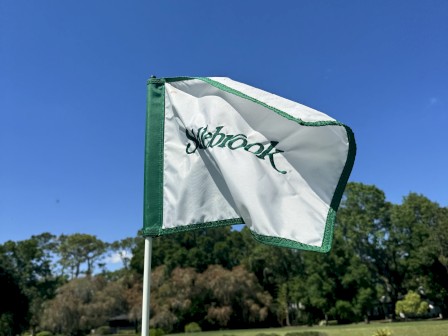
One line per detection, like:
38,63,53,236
95,326,113,335
395,291,428,318
285,332,328,336
116,330,135,335
255,333,280,336
284,333,302,336
318,320,338,326
150,327,166,336
372,328,392,336
184,322,201,333
36,332,53,336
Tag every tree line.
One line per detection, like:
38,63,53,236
1,183,447,336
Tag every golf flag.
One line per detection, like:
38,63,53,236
142,77,356,252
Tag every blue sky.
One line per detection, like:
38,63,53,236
1,1,447,246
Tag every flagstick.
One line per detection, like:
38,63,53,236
141,237,153,336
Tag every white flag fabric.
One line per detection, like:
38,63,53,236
143,77,356,252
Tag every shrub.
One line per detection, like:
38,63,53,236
95,326,113,335
36,332,53,336
255,333,280,336
372,328,392,336
318,320,338,326
184,322,201,333
395,291,429,318
150,328,166,336
285,332,328,336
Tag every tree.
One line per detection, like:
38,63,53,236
149,266,199,332
430,207,448,313
0,266,29,336
58,233,107,278
197,265,272,329
433,207,448,275
391,194,448,315
131,227,248,275
290,184,383,324
0,233,62,335
241,227,304,298
300,241,347,324
147,263,272,332
110,237,139,270
41,276,127,335
336,183,395,319
122,272,143,333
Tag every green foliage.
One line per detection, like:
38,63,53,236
40,276,128,335
58,233,107,278
95,326,113,335
285,333,307,336
395,290,429,317
36,331,53,336
255,333,280,336
184,322,201,333
150,327,166,336
333,300,355,323
0,233,61,332
2,182,448,335
0,314,14,336
132,227,249,274
110,237,140,270
0,266,29,335
371,328,392,336
117,330,135,335
285,332,328,336
149,264,271,331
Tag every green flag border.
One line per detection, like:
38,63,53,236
142,77,356,253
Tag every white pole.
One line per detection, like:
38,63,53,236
141,237,153,336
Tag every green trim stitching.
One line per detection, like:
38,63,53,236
330,126,356,213
142,217,244,237
143,80,166,236
250,230,330,252
160,76,353,128
320,126,356,252
249,208,337,252
143,78,246,238
198,77,348,128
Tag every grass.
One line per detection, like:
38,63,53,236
165,320,448,336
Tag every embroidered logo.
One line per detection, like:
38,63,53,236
185,125,286,174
